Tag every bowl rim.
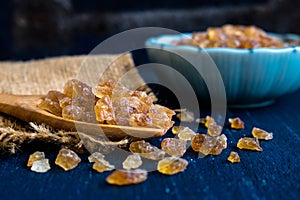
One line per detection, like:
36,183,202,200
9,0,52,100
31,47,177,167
145,33,300,54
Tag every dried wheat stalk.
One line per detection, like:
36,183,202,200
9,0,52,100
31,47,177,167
0,115,129,154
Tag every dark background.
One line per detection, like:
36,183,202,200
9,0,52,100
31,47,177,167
0,0,299,60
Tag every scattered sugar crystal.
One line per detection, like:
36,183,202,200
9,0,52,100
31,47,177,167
27,151,45,167
31,159,51,173
237,137,263,151
204,116,216,128
55,148,81,171
157,157,188,175
129,140,165,160
227,151,240,163
191,133,227,155
161,138,186,157
207,123,222,136
252,127,273,140
171,126,185,134
92,160,115,173
177,127,197,141
229,117,244,129
217,134,228,149
176,110,194,122
106,169,148,186
88,152,114,172
122,154,143,169
88,152,105,163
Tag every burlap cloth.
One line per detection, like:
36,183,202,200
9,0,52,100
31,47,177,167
0,54,147,153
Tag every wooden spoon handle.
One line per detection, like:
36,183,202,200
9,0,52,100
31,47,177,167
0,94,45,122
0,94,89,133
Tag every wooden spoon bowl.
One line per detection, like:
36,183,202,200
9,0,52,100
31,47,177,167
0,94,166,140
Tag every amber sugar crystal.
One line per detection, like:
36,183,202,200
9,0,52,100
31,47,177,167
94,80,175,129
27,151,46,167
93,81,175,129
187,24,285,49
177,126,197,141
122,154,143,170
252,127,273,140
161,138,187,157
147,104,175,129
93,79,117,98
94,95,115,124
204,116,216,128
62,79,96,122
38,91,65,116
229,117,245,129
171,126,185,134
227,151,240,163
88,152,105,163
157,157,188,175
93,161,115,173
55,148,81,171
217,134,228,149
88,152,115,173
195,117,205,124
176,110,194,122
106,169,148,186
31,159,51,173
129,140,165,160
191,134,208,154
207,122,223,137
40,79,175,130
237,137,263,151
63,79,95,104
39,79,97,122
191,134,227,155
28,151,51,173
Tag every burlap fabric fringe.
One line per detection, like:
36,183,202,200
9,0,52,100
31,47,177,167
0,54,147,154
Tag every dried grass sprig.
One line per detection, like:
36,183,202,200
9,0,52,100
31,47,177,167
0,116,129,154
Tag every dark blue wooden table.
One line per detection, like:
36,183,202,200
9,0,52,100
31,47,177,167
0,89,299,200
0,49,300,199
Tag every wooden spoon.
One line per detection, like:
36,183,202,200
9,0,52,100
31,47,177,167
0,94,166,140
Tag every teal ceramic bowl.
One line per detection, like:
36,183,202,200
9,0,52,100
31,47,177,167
145,33,300,107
